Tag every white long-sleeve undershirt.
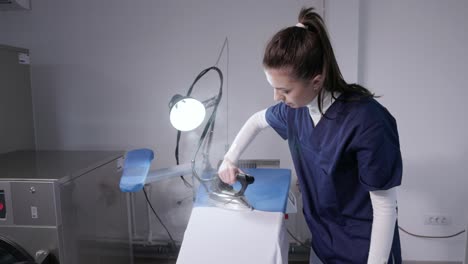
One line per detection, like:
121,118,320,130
368,188,398,264
222,109,269,164
220,92,398,263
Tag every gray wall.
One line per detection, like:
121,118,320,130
1,0,467,262
358,1,468,262
0,45,35,153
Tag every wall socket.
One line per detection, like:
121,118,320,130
424,214,451,225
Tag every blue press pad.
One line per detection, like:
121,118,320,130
119,148,154,192
194,168,291,213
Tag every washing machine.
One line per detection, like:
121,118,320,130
0,150,133,264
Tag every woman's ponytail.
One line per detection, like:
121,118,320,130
263,7,374,112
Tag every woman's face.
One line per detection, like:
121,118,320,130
264,68,322,108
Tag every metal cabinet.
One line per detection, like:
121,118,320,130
0,150,133,264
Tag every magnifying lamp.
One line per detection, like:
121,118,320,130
170,66,223,185
120,66,224,193
168,66,223,132
169,94,206,131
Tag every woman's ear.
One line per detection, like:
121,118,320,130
311,74,323,91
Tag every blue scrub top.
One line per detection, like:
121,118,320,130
266,92,402,264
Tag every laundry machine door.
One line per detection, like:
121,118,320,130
0,235,36,264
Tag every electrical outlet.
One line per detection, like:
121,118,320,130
424,214,451,225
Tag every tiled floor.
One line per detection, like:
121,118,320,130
134,257,310,264
134,252,309,264
132,243,310,264
135,258,176,264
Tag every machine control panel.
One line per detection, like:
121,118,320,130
0,190,5,219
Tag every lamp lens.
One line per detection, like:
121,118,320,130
169,98,206,131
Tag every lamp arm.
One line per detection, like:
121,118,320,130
191,67,223,174
185,66,223,99
202,95,219,109
175,66,222,166
173,66,223,192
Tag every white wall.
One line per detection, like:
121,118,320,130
325,0,360,84
327,0,468,261
1,0,467,261
358,0,468,262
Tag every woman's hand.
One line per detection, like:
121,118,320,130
217,159,243,185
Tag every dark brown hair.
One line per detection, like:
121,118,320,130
263,7,374,113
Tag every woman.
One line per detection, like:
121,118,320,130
218,7,403,264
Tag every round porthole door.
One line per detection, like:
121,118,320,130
0,235,35,264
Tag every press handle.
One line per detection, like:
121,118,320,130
236,173,255,196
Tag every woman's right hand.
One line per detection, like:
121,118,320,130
217,159,243,185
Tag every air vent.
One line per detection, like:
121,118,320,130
0,0,31,11
218,159,280,169
238,159,280,168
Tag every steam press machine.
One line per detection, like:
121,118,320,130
119,148,295,264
